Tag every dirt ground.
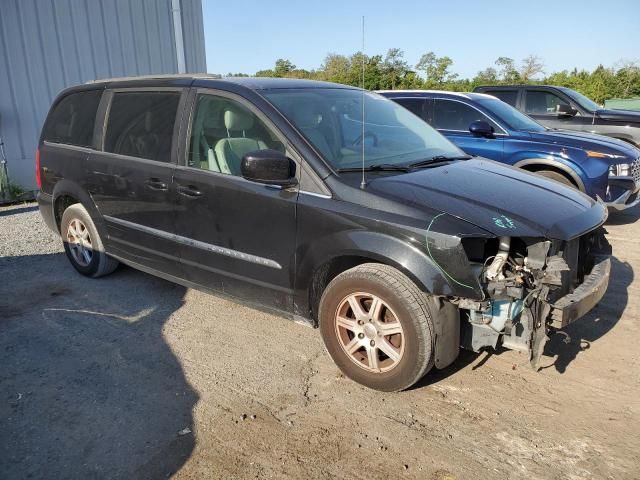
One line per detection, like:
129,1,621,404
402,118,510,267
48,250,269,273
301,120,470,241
1,202,639,480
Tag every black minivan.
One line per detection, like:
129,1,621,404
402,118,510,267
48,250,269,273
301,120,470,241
37,75,611,391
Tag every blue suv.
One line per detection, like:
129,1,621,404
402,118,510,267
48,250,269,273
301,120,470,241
379,90,640,211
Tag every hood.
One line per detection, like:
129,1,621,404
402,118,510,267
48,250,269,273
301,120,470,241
596,108,640,123
528,129,639,159
367,159,607,240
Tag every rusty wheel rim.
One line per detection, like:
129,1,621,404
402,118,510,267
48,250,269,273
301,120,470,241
334,292,405,373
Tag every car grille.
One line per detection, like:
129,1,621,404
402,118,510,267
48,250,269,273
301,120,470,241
632,157,640,185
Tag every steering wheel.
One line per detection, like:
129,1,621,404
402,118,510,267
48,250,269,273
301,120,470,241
351,131,379,147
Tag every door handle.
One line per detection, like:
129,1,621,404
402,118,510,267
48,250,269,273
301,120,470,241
177,185,203,198
145,178,168,191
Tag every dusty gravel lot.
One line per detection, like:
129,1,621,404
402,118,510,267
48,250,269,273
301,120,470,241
1,201,639,479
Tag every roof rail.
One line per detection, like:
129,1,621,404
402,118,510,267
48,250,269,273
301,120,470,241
85,73,221,84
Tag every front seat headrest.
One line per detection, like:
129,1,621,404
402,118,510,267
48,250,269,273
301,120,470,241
224,108,254,131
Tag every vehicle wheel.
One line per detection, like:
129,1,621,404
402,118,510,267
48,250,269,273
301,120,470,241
61,203,118,278
535,170,576,188
319,263,435,392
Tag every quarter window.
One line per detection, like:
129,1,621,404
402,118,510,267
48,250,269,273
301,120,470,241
188,94,284,175
525,90,571,115
433,99,500,132
104,91,180,162
43,90,102,148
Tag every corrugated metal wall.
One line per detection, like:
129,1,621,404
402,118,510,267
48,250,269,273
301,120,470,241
0,0,206,189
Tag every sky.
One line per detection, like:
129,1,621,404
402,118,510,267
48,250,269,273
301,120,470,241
201,0,640,79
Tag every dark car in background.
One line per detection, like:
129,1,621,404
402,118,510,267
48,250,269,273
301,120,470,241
474,84,640,148
37,76,611,391
379,90,640,211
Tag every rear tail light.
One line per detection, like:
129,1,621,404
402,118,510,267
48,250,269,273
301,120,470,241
35,148,42,189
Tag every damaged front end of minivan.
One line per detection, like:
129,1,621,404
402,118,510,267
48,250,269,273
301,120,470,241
452,229,611,367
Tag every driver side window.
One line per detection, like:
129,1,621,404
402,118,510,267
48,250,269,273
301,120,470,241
188,94,284,175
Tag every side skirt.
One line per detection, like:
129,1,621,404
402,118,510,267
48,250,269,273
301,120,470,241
108,253,315,328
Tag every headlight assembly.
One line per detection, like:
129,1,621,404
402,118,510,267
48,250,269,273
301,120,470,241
609,164,631,177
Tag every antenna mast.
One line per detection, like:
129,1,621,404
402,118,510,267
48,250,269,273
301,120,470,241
359,15,367,189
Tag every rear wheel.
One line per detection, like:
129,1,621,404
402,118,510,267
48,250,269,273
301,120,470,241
535,170,576,188
61,203,118,278
319,263,435,392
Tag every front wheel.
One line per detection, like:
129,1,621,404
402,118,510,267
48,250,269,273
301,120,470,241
535,170,576,188
61,203,119,278
319,263,435,392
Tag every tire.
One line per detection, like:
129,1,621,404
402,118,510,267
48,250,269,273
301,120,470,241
60,203,118,278
319,263,435,392
535,170,576,188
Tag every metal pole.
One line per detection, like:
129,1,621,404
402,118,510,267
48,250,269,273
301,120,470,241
0,117,10,201
171,0,187,74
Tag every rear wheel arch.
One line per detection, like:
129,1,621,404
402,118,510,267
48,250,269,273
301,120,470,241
52,181,104,234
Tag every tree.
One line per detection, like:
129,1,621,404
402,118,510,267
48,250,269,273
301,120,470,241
382,48,409,89
520,54,545,81
321,53,351,84
274,58,296,77
473,67,498,85
495,57,520,83
416,51,458,87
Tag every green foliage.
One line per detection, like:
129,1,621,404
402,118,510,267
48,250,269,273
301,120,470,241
242,51,640,103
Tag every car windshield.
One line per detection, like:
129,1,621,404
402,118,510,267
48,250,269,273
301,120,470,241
263,88,464,170
559,87,601,112
477,96,546,132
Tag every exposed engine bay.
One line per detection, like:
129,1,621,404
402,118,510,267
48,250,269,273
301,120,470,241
456,229,612,367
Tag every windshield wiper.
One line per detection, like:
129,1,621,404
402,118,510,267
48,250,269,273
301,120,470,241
408,155,472,168
337,163,412,173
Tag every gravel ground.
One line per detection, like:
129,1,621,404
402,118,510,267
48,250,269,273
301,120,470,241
1,201,639,479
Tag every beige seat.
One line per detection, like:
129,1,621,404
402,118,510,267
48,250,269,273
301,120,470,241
214,107,267,176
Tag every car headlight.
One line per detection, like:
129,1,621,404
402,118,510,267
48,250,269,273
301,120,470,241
609,164,631,177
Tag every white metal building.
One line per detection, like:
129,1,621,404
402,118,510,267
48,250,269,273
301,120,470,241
0,0,206,190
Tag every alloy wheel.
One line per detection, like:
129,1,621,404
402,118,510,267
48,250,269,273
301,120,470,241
334,292,405,373
66,218,93,267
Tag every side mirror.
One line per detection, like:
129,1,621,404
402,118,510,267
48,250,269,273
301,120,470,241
469,120,495,138
241,149,297,187
556,104,578,117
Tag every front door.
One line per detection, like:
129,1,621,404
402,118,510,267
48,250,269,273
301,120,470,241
87,89,185,276
523,88,592,132
173,91,298,312
432,98,505,161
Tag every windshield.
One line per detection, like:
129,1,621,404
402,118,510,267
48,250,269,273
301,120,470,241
477,96,546,132
263,88,464,170
559,87,601,112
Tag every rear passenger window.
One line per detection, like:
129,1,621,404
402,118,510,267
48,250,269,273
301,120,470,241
486,90,518,107
395,99,426,121
43,90,102,148
104,91,180,162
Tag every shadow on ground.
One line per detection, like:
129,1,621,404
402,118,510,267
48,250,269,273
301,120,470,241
542,255,633,373
0,205,39,217
606,202,640,226
0,252,197,479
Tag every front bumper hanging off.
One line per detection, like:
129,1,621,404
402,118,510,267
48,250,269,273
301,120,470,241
549,256,611,329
